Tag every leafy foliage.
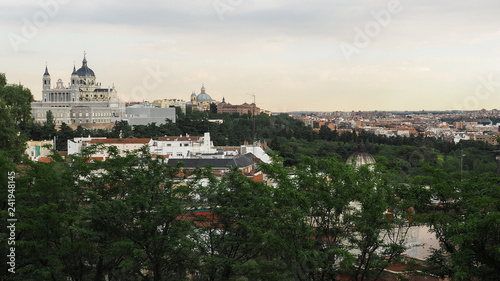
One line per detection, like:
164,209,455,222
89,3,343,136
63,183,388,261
411,167,500,280
0,73,33,163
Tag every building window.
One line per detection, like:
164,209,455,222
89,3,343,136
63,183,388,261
176,153,183,157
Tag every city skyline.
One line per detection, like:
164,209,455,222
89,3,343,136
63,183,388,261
2,0,500,112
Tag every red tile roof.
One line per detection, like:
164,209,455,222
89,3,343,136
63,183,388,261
152,155,170,158
38,157,52,163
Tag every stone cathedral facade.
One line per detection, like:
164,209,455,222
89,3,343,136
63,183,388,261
31,54,125,125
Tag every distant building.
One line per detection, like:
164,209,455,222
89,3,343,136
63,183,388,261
215,141,272,164
31,53,125,125
217,102,260,116
125,103,176,125
67,137,153,159
67,133,216,159
473,134,498,145
25,140,54,161
454,121,478,130
154,133,217,158
88,138,153,158
187,84,216,111
152,98,186,113
68,136,104,155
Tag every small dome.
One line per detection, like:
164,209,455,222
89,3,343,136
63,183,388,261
346,144,375,168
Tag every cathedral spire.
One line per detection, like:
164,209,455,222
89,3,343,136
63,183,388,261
82,51,87,67
44,63,50,76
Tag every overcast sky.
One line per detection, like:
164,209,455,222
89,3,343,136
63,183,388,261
2,0,500,112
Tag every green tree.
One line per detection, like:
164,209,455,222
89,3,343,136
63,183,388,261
5,150,83,280
109,121,132,138
0,73,34,162
0,72,6,87
260,155,317,280
296,157,356,280
83,146,196,280
55,122,75,151
318,125,333,141
41,110,57,140
193,168,280,280
260,155,413,280
412,166,500,280
347,164,412,281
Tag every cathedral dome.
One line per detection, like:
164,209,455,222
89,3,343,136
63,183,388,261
196,84,213,102
197,93,213,102
346,144,376,168
76,54,95,77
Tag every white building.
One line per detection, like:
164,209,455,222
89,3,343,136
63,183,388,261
67,133,216,159
25,140,54,161
67,136,152,159
237,142,272,164
66,133,273,165
154,133,217,158
67,136,107,155
31,53,125,125
88,138,153,158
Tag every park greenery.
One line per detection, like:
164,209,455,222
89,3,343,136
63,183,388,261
1,73,500,280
